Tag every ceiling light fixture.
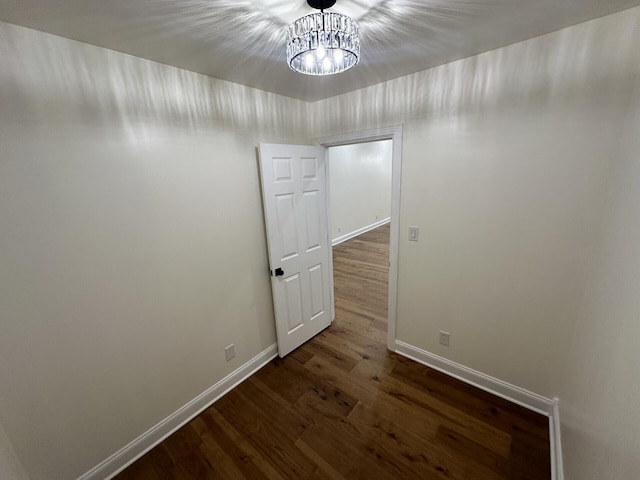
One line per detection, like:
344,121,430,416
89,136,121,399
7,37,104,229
286,0,360,76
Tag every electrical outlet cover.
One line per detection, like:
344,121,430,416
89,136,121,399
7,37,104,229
225,344,235,361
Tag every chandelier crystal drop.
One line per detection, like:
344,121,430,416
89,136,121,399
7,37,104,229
286,2,360,76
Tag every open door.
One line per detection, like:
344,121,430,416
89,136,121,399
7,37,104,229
258,143,333,357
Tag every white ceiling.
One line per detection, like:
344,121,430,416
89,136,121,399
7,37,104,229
1,0,639,101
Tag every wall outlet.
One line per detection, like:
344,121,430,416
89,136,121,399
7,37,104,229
337,226,341,233
376,214,380,220
439,331,450,347
225,344,236,361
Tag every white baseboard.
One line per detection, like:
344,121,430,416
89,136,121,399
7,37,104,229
77,343,278,480
394,340,563,479
549,399,564,480
332,218,390,246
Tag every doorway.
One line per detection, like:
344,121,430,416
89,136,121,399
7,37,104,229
317,125,403,351
328,140,392,339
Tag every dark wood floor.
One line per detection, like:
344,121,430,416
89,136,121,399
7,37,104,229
116,224,550,479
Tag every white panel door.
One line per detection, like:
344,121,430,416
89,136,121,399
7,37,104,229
259,144,332,357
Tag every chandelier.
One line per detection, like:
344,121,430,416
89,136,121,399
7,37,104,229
286,0,360,76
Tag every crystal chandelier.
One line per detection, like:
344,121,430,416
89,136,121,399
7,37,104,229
286,0,360,76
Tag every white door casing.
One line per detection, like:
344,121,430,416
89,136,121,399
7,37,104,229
259,144,332,357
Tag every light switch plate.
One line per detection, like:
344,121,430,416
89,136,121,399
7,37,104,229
409,226,419,241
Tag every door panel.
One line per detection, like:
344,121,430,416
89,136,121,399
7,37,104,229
284,274,304,332
308,264,326,320
275,194,298,259
303,190,321,250
259,144,332,357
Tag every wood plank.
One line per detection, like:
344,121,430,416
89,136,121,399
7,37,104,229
161,426,216,480
293,438,347,480
347,402,507,480
198,408,286,480
213,389,317,479
189,417,251,479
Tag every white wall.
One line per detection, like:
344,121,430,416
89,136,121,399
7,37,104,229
557,65,640,479
329,140,392,241
311,7,640,399
0,21,307,480
0,421,28,480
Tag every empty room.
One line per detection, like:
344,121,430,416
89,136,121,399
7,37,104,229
1,1,639,479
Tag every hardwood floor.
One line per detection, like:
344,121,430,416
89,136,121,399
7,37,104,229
116,223,550,479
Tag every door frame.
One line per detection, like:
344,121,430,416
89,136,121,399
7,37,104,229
316,124,403,351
